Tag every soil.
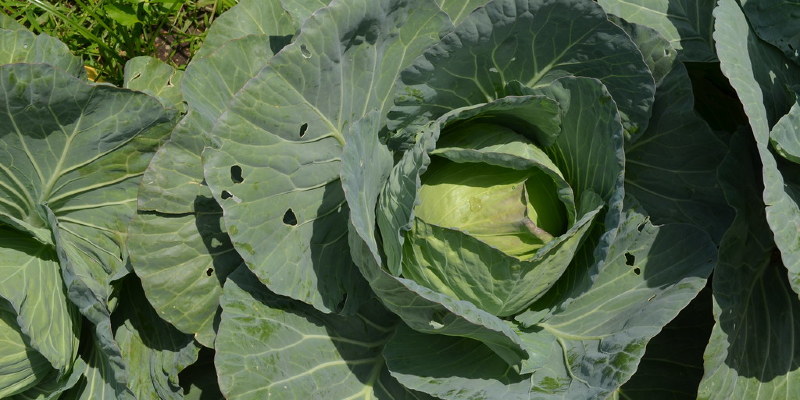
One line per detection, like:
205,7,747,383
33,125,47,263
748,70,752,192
153,31,194,67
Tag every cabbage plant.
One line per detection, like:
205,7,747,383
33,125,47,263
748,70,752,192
2,0,800,399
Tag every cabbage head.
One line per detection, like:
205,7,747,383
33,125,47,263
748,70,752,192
401,120,595,316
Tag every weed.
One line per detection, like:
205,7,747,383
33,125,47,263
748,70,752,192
1,0,235,83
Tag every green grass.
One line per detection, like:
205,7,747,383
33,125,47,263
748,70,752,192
1,0,236,84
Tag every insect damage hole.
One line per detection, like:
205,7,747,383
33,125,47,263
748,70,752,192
283,209,298,226
221,190,233,199
230,165,244,183
206,268,213,276
300,44,312,58
625,252,635,266
299,123,308,138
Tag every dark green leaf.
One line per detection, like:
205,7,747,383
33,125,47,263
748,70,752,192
598,0,717,62
390,0,655,137
696,129,800,400
215,267,427,399
113,275,199,400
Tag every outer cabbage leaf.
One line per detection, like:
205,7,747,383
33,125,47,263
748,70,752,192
714,0,800,299
518,208,712,396
279,0,329,23
10,358,86,400
350,226,528,366
605,15,678,90
129,32,276,347
0,228,80,375
138,1,294,215
215,267,432,400
192,0,297,59
434,0,492,25
135,34,278,215
59,334,134,400
0,29,84,78
340,112,394,271
616,287,714,399
618,18,732,243
762,107,800,278
0,300,52,398
202,0,452,313
597,0,717,62
0,62,172,392
113,276,199,400
740,0,800,66
128,200,243,348
608,17,728,398
177,349,223,400
770,99,800,164
389,0,655,138
123,57,184,112
696,129,800,400
129,0,303,346
384,325,530,400
383,208,715,399
529,78,624,204
0,15,24,30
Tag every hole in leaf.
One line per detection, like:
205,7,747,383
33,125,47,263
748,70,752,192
206,268,213,276
637,223,646,232
429,311,447,329
633,267,641,275
269,34,293,54
283,209,298,226
221,190,233,199
299,123,308,138
625,252,635,266
230,165,244,183
300,44,311,58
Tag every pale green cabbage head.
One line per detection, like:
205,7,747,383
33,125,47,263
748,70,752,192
398,115,603,317
414,123,568,257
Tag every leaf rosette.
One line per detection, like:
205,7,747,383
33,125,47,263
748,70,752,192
353,0,640,333
342,0,718,397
